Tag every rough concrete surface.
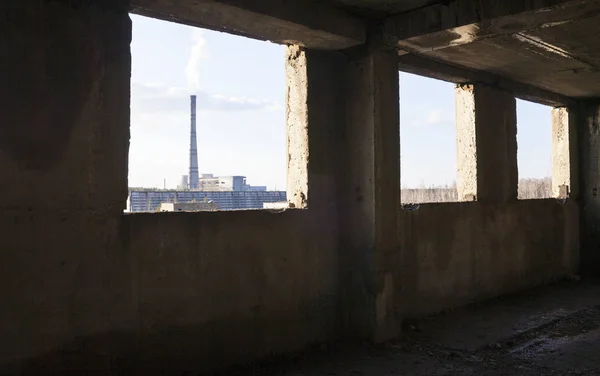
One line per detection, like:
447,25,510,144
0,2,132,373
125,210,339,374
338,47,402,343
578,102,600,276
0,2,131,211
397,199,579,317
130,0,366,49
552,107,578,199
217,280,600,376
455,84,518,203
285,45,310,209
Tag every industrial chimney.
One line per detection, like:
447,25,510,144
189,95,199,190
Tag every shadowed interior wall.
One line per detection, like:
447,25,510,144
0,1,132,372
124,210,338,372
397,200,579,317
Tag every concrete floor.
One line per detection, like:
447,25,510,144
217,280,600,376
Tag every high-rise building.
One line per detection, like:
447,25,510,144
189,95,199,190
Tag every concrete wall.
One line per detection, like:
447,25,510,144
0,1,132,373
123,210,338,373
119,198,578,372
398,200,579,317
577,102,600,276
0,2,584,374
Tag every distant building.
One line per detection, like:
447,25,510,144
127,189,287,213
263,201,289,209
248,186,267,192
159,198,219,212
178,173,267,192
198,174,247,191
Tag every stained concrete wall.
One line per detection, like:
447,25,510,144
124,210,338,373
577,102,600,276
0,1,132,373
397,200,579,317
120,199,579,372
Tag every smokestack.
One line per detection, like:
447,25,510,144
189,95,199,190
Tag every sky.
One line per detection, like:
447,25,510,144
129,15,553,190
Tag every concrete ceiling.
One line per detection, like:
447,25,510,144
416,24,600,98
393,0,600,103
327,0,440,15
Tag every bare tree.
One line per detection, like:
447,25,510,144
400,177,552,204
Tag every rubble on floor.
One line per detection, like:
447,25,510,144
217,280,600,376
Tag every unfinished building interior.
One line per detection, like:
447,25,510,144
3,0,600,374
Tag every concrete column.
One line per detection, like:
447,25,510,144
0,1,131,372
577,102,600,276
286,46,310,209
286,46,344,211
286,45,401,341
552,107,579,199
338,47,401,342
455,84,518,203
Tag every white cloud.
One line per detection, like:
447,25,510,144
425,109,445,125
130,82,281,116
405,108,453,128
185,29,208,89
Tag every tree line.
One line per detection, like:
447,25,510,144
401,177,552,204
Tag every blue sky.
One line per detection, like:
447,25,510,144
129,15,552,190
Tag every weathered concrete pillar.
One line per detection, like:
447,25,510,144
338,46,401,342
455,84,518,203
577,102,600,276
552,107,579,199
286,46,344,211
286,44,400,341
0,1,131,372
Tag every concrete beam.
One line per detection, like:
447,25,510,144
385,0,597,51
130,0,366,50
398,53,576,107
456,83,518,203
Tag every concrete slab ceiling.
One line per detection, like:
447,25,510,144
130,0,367,49
327,0,440,15
391,0,600,103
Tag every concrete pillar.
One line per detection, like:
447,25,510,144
286,46,310,209
286,45,400,342
286,46,344,211
455,84,518,203
552,107,579,199
577,102,600,276
0,1,131,372
338,46,401,342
